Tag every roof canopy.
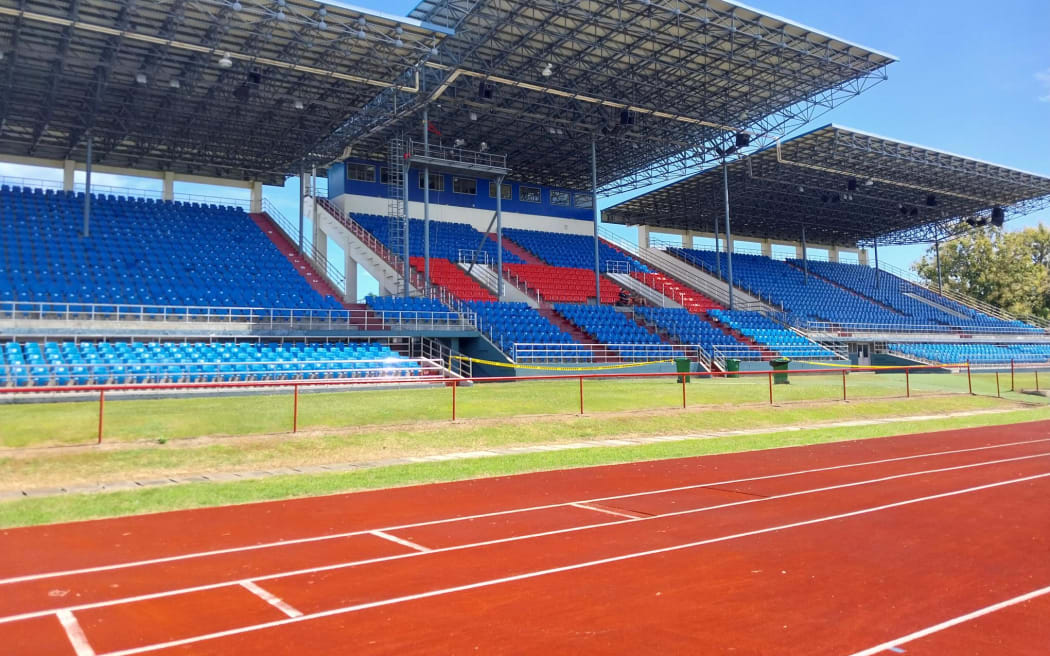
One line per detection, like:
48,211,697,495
329,0,896,194
0,0,448,184
603,125,1050,246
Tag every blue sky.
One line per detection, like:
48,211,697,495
3,0,1047,297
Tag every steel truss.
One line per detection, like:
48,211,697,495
604,125,1050,246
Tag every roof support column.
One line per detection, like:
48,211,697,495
801,225,808,284
495,174,505,301
250,181,262,213
591,137,601,304
422,107,431,295
402,156,411,298
935,239,942,293
162,171,175,201
873,237,880,290
298,169,305,251
62,160,75,192
712,199,722,278
82,132,92,238
722,158,734,311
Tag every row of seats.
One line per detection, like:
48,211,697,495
888,342,1050,365
634,306,742,354
670,248,912,326
708,310,836,358
0,341,424,386
364,295,461,322
464,301,576,353
0,187,339,310
502,227,649,272
352,214,524,267
409,257,495,302
630,271,722,314
504,263,624,304
796,260,1037,331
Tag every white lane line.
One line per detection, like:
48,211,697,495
570,503,643,520
6,436,1047,587
848,583,1050,656
57,609,96,656
97,471,1050,656
239,581,303,619
3,450,1047,628
370,530,431,553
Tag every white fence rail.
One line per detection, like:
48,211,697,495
512,342,710,366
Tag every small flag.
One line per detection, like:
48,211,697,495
427,121,442,136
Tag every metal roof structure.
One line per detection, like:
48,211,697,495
324,0,896,194
0,0,449,184
603,124,1050,246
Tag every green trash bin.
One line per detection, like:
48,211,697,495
726,358,740,378
771,357,791,385
675,357,692,383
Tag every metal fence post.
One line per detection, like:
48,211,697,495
579,375,584,414
768,371,773,404
451,380,457,421
842,369,847,401
293,384,299,433
996,371,1001,398
682,375,687,409
1011,359,1015,392
97,389,105,444
967,363,973,395
1036,369,1040,392
905,368,910,398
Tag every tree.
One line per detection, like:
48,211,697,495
914,225,1050,318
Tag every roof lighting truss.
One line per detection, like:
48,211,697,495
603,125,1050,246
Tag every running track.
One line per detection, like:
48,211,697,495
3,420,1050,655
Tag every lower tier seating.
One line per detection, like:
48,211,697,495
888,342,1050,364
364,295,459,322
555,304,667,360
504,263,624,304
0,340,424,387
410,257,495,302
465,301,576,353
708,310,835,358
634,307,742,354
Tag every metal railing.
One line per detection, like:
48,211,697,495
0,301,477,331
710,344,843,369
407,139,508,170
260,198,347,294
0,357,448,389
0,175,251,209
785,317,1048,337
512,342,709,365
458,249,490,266
408,336,472,378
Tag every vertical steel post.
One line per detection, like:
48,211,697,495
97,389,105,444
842,369,847,401
298,169,305,251
402,146,411,298
451,380,457,421
682,375,687,409
801,224,808,283
1011,359,1015,391
905,368,910,398
874,237,880,290
83,131,93,237
935,239,943,292
579,375,584,414
968,363,973,394
713,201,722,278
591,138,601,303
768,371,773,404
496,174,505,300
422,109,431,294
996,371,1001,398
722,159,734,310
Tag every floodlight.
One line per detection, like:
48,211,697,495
479,141,488,152
293,98,304,110
454,138,465,147
135,72,148,85
231,1,242,10
218,53,233,68
541,63,553,77
469,111,478,121
169,79,181,89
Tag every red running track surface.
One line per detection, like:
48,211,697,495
3,420,1050,655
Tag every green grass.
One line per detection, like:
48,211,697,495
2,371,1033,449
2,403,1048,528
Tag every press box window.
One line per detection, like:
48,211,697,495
550,190,570,206
520,186,541,203
418,173,444,191
453,177,477,195
574,193,594,209
379,167,390,185
346,163,376,183
488,182,512,200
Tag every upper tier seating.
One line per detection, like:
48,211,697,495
0,340,422,387
888,342,1050,365
503,227,649,272
669,248,912,326
409,257,495,302
352,214,524,266
465,301,576,353
793,260,1039,332
0,186,339,310
708,310,835,358
630,272,721,314
634,307,742,354
554,304,666,359
504,263,624,304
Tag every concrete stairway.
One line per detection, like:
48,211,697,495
538,307,619,361
249,212,351,308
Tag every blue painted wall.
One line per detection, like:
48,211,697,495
328,158,593,221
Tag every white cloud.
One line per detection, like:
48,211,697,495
1037,68,1050,103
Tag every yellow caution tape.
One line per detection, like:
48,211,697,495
451,354,676,372
795,360,968,369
